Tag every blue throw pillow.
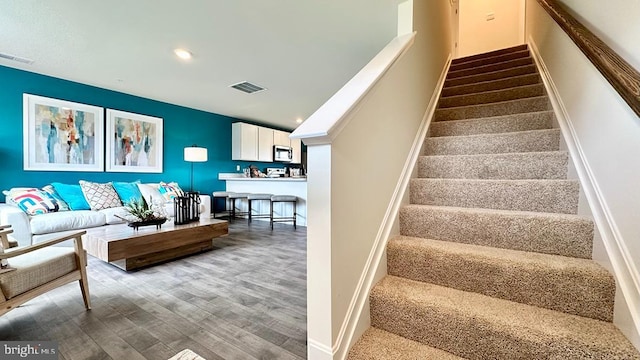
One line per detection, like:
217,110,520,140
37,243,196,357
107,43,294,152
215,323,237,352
112,181,143,205
51,182,91,210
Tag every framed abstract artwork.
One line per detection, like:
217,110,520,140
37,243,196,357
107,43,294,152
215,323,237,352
23,94,104,172
106,109,163,173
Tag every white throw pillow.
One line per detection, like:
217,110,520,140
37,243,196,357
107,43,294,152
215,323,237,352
137,183,165,206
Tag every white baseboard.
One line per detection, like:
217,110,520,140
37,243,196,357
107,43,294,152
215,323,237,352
328,53,452,360
528,37,640,339
308,339,333,360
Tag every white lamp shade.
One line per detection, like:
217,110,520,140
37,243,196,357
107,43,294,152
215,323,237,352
184,146,208,162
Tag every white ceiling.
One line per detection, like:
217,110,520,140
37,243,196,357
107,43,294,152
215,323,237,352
0,0,402,130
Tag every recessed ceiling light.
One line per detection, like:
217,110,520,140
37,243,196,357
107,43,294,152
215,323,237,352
296,118,303,124
174,48,192,60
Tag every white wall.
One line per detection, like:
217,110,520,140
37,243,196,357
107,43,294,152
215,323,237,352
526,0,640,349
458,0,525,57
556,0,640,70
450,0,460,58
294,1,452,358
330,2,451,356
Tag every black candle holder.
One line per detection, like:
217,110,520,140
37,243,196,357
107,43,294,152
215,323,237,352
174,191,201,225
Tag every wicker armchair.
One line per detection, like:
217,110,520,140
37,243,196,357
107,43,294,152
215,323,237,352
0,225,91,316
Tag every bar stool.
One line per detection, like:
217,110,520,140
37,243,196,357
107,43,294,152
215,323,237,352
212,191,232,219
270,195,297,229
247,193,273,224
228,192,250,220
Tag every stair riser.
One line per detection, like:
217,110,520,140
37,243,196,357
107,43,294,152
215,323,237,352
349,328,465,360
399,206,593,258
370,289,621,359
449,50,531,72
417,152,568,180
387,239,614,321
442,73,541,97
424,129,560,156
439,84,545,108
430,112,553,137
435,96,551,122
452,44,528,65
410,179,579,214
444,65,537,88
448,57,534,80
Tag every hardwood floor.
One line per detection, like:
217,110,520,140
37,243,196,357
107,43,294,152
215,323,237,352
0,221,307,360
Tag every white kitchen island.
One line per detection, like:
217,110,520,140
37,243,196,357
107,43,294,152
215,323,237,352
219,174,307,227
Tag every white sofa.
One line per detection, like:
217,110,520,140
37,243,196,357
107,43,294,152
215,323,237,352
0,184,211,247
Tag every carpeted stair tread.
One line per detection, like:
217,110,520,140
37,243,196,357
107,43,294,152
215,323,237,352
399,204,593,258
438,83,545,108
434,96,551,121
409,178,579,214
449,49,530,73
442,73,541,97
348,327,466,360
444,64,537,88
451,44,528,65
424,129,560,156
430,111,553,137
387,236,614,321
447,57,534,80
370,276,640,360
353,44,638,358
417,151,568,179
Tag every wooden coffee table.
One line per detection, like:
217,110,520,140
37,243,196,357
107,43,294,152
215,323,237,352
83,217,228,271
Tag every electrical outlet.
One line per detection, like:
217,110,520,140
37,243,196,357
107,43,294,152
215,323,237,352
486,12,495,21
236,165,240,171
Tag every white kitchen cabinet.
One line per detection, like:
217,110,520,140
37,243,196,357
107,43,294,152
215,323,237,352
290,137,302,164
258,127,274,162
232,122,259,161
273,130,291,147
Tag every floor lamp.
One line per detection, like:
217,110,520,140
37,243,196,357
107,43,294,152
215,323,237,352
184,145,208,192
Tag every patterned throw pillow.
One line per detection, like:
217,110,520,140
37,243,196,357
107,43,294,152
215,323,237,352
3,188,36,206
79,180,122,210
158,182,185,201
7,188,60,215
42,184,70,211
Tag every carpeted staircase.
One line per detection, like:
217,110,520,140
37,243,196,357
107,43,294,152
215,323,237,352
349,45,640,359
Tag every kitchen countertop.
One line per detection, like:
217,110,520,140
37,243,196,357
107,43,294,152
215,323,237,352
219,173,306,181
223,173,308,226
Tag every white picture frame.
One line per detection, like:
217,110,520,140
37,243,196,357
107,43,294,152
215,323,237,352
23,93,104,172
106,109,163,173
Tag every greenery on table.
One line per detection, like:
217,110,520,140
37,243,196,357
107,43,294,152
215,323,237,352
124,197,165,221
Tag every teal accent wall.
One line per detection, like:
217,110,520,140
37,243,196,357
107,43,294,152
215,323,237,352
0,65,283,196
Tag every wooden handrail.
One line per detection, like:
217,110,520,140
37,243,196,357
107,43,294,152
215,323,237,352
537,0,640,117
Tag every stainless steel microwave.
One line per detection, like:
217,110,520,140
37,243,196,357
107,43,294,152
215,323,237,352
273,145,292,162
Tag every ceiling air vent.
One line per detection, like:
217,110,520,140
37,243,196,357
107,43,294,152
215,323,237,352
230,81,266,94
0,52,34,64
